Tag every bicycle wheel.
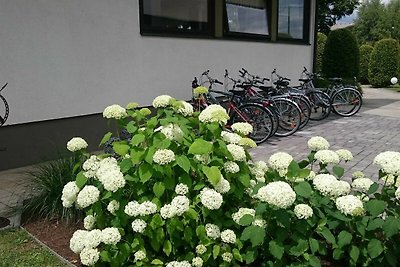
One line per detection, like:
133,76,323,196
231,103,274,144
270,98,301,137
0,95,9,126
290,95,311,130
331,88,362,117
306,90,331,121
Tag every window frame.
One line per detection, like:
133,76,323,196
276,0,310,43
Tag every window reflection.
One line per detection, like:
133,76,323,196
278,0,304,39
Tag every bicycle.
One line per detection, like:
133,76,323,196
0,83,9,126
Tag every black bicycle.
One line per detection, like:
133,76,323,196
0,83,9,126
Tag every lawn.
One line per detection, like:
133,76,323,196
0,228,68,267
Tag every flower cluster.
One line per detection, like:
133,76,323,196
196,244,207,255
158,124,184,141
307,136,330,151
192,257,203,267
268,152,293,176
176,101,194,117
134,250,146,262
352,171,365,179
193,86,208,96
152,95,173,108
131,219,147,233
232,208,256,224
166,261,191,267
335,195,364,216
82,155,100,179
352,178,374,192
205,223,221,239
61,181,80,208
255,181,296,209
67,137,88,152
220,229,236,244
227,144,246,161
175,183,189,195
103,104,127,119
107,200,120,214
200,188,223,210
198,104,229,125
249,161,268,182
214,176,231,194
313,174,350,197
76,185,100,209
336,149,353,161
96,157,126,192
80,247,100,266
221,131,241,144
101,227,122,245
153,149,175,165
294,204,313,219
222,252,233,262
83,215,96,230
314,150,340,165
160,196,190,219
231,122,253,135
373,151,400,175
194,154,210,165
224,161,240,174
124,201,158,217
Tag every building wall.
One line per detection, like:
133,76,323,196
0,0,315,169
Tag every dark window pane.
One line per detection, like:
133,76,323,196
142,0,209,34
226,0,269,35
278,0,304,39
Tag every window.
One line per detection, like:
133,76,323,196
277,0,308,40
140,0,212,35
225,0,270,37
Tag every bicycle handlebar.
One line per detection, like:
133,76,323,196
0,83,8,93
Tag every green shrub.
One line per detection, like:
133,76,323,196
359,44,374,84
23,154,83,224
369,38,400,87
316,32,327,73
322,29,360,79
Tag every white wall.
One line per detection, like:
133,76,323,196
0,0,315,125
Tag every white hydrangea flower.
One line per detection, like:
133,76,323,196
222,252,233,262
196,244,207,255
224,161,240,174
80,247,100,266
314,150,340,165
67,137,88,152
82,155,100,179
103,104,127,119
336,149,353,161
101,227,121,245
192,257,203,267
252,218,267,228
214,176,231,194
152,95,173,108
176,101,194,117
352,178,374,193
336,195,364,216
307,136,330,151
255,181,296,209
134,250,146,262
153,149,175,165
107,200,120,214
175,183,189,195
373,151,400,175
160,204,177,219
194,154,210,165
96,157,126,192
395,187,400,200
205,223,221,240
124,201,141,217
352,171,365,179
220,229,236,244
221,131,241,144
166,261,191,267
76,185,100,209
200,188,223,210
198,104,229,125
171,195,190,216
382,174,396,186
131,219,147,233
61,181,80,208
227,144,246,161
332,181,351,197
294,204,313,219
313,174,339,196
231,122,253,135
139,201,158,216
158,124,184,141
239,137,257,148
193,86,209,96
305,170,316,181
70,230,88,254
85,229,102,249
268,152,293,176
83,215,96,230
232,208,256,224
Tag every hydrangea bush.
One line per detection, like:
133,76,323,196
63,96,400,266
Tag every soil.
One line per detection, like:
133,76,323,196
22,219,83,266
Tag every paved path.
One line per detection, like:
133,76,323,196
1,86,399,227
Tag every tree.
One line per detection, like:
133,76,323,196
316,33,327,73
317,0,359,34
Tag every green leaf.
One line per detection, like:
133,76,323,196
333,248,344,260
193,182,206,191
294,181,313,198
185,208,198,220
367,239,383,259
337,230,352,248
287,160,301,177
308,255,321,267
188,139,213,155
163,240,172,256
144,146,156,164
99,132,112,146
350,246,360,264
119,158,133,173
269,241,284,260
241,226,253,241
75,171,88,189
126,121,138,134
309,238,319,254
153,182,165,198
255,203,267,215
332,165,344,178
176,155,191,173
383,216,400,238
232,248,243,262
289,239,309,256
239,214,254,226
131,134,145,146
113,142,130,156
366,218,384,231
151,259,163,265
244,250,256,264
139,163,153,183
150,214,164,229
367,183,379,194
213,245,220,259
250,226,265,247
131,148,146,164
238,173,250,187
365,199,387,216
318,227,336,245
100,251,111,262
101,191,112,200
202,166,221,186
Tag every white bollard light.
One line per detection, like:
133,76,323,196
391,77,398,85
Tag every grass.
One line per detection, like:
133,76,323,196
388,84,400,92
0,228,68,267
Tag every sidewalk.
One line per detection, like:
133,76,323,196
1,86,400,227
